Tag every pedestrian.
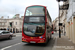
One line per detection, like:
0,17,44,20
13,31,14,33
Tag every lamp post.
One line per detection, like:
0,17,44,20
56,0,67,38
58,2,61,38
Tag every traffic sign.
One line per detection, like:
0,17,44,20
59,23,62,26
59,4,69,10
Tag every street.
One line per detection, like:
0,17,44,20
0,33,57,50
0,0,75,50
0,33,74,50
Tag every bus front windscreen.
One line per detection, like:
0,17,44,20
23,23,45,36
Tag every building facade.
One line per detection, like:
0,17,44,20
56,0,75,44
53,17,59,33
0,14,23,33
0,16,7,30
66,0,75,44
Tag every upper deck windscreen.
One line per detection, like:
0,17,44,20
25,6,45,16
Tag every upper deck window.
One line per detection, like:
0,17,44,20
25,6,45,16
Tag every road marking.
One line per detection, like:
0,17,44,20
52,37,57,50
0,42,21,50
16,35,21,37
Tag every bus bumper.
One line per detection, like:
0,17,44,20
22,38,46,43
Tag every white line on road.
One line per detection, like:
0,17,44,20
16,35,21,37
52,37,57,50
0,42,22,50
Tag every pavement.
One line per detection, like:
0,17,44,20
53,34,75,50
13,33,22,37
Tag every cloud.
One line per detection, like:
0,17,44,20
0,0,58,20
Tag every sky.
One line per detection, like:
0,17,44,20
0,0,61,21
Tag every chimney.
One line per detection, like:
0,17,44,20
15,14,20,18
1,16,4,19
21,16,24,19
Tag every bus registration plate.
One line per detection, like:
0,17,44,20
30,41,36,43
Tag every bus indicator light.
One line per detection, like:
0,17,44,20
39,36,43,38
31,37,33,39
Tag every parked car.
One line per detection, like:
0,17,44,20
51,31,54,34
0,30,13,40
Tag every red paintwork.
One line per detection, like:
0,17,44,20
51,31,54,34
22,5,50,43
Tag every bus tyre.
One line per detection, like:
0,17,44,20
9,36,12,39
43,42,47,46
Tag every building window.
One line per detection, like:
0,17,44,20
4,23,5,25
2,23,4,25
20,22,22,25
16,22,17,25
0,23,1,25
4,20,6,22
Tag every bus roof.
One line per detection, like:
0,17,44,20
26,5,46,8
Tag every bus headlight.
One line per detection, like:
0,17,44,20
22,36,24,38
39,36,43,38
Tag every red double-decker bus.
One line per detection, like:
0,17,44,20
22,5,52,44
